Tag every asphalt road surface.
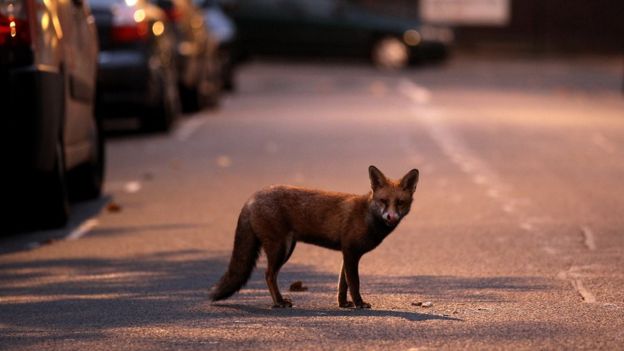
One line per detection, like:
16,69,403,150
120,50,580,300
2,56,624,350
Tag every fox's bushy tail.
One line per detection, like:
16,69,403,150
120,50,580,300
209,210,261,301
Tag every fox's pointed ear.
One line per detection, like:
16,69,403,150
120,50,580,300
368,165,388,191
400,169,419,194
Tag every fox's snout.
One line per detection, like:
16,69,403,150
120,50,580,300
382,211,400,224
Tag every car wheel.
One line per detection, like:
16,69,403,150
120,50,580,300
39,139,70,229
371,37,409,70
70,117,105,201
142,65,180,132
181,63,220,112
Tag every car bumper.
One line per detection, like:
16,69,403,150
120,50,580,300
0,65,63,174
409,41,449,62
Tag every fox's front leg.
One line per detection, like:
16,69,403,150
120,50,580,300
337,263,354,308
342,252,371,309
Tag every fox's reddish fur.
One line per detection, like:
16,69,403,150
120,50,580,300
209,166,419,308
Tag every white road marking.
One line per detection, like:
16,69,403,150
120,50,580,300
572,279,597,303
581,226,597,251
398,79,525,227
398,80,431,104
66,218,99,241
558,266,597,303
175,117,207,142
399,78,601,306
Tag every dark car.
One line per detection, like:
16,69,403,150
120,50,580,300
198,0,237,91
221,0,453,69
1,0,104,229
90,0,181,131
152,0,220,110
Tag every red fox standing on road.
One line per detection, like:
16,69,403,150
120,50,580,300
209,166,419,308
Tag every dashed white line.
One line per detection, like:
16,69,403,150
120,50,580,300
398,79,524,226
581,226,597,251
571,279,597,303
399,78,600,306
175,117,207,141
66,218,99,241
558,266,597,303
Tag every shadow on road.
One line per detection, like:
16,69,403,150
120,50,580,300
0,196,111,254
0,248,554,347
213,303,461,322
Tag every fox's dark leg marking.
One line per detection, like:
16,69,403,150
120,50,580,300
264,238,293,308
283,232,297,265
337,263,354,308
342,252,371,309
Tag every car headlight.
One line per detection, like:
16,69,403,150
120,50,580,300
403,29,422,46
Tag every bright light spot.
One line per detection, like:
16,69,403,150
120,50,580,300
152,20,164,36
124,0,137,6
133,9,145,22
124,181,142,193
216,155,231,168
403,29,421,46
41,12,50,30
9,21,16,37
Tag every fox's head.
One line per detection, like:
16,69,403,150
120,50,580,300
368,165,419,227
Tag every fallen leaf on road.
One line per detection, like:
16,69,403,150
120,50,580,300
289,281,308,292
107,202,122,213
411,301,423,306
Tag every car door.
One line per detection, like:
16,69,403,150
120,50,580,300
283,0,370,55
59,0,99,168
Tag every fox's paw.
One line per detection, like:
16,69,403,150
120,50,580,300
339,301,354,308
272,298,293,308
355,301,371,309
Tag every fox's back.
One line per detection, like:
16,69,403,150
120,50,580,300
244,185,367,249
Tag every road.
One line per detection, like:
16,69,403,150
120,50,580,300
2,56,624,350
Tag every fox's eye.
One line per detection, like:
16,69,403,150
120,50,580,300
396,200,404,207
378,199,388,206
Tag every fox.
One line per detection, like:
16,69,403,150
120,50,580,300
209,165,419,308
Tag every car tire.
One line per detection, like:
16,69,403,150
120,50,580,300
142,65,180,132
70,117,105,201
39,139,70,229
180,64,220,112
371,37,409,70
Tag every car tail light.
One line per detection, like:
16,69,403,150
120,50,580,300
0,0,32,47
110,3,148,44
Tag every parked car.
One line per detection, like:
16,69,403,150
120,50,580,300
152,0,220,111
90,0,181,131
221,0,453,69
1,0,104,229
197,0,237,91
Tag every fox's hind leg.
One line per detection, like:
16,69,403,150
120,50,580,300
263,233,295,308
